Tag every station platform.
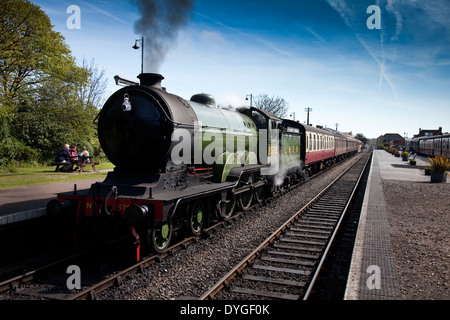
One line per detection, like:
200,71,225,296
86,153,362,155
0,150,439,300
344,150,434,300
0,177,106,226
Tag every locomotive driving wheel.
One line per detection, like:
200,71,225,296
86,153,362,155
188,200,204,236
254,173,266,204
238,173,253,211
219,190,236,220
151,221,173,253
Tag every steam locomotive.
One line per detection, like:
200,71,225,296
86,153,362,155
47,73,361,259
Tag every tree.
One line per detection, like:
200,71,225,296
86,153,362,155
0,0,106,166
77,58,107,110
30,59,106,159
252,94,289,118
11,107,67,160
355,133,368,146
0,0,85,107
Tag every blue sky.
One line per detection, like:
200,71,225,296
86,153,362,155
31,0,450,139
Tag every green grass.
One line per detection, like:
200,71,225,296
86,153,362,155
0,162,115,190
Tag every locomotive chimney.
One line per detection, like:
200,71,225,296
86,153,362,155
138,73,164,89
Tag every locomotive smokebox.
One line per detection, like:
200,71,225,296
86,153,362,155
137,73,164,89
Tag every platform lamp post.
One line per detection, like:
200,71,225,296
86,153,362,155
132,37,144,74
305,107,312,125
404,132,408,151
246,94,252,107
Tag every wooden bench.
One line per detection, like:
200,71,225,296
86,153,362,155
52,156,99,173
52,161,72,172
78,156,99,173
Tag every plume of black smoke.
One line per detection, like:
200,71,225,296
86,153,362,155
133,0,195,72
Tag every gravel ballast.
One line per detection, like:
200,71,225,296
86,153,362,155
106,150,449,301
4,151,447,300
384,179,449,300
98,157,359,300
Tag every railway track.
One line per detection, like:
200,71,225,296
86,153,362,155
0,153,366,300
200,151,371,300
0,235,201,300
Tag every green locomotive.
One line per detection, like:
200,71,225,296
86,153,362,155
47,73,358,257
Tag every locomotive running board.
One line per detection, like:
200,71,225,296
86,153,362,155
155,181,237,202
227,164,269,179
153,164,269,202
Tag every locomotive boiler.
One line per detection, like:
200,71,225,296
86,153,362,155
98,73,259,173
47,73,360,259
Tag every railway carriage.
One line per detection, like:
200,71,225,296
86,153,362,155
410,133,450,158
304,125,335,172
346,135,362,154
333,132,347,159
47,73,361,259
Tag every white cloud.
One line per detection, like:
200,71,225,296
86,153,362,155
79,0,129,25
200,30,226,44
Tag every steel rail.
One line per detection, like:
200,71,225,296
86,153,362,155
199,152,369,300
68,208,261,300
61,155,347,299
1,193,268,300
1,153,358,300
0,250,87,294
302,152,371,299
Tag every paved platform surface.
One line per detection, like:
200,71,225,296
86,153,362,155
344,150,435,300
0,178,106,225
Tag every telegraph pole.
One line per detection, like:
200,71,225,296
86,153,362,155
305,107,312,125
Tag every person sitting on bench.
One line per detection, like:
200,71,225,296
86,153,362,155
79,147,90,163
55,143,72,172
